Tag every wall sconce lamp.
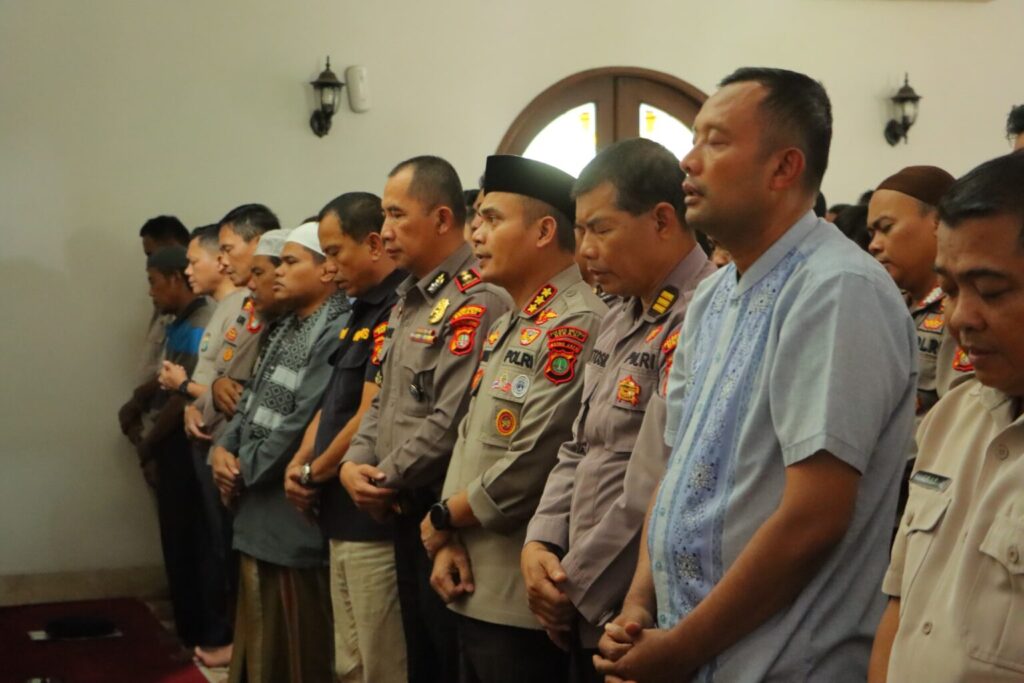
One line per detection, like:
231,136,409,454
310,57,345,137
884,74,921,146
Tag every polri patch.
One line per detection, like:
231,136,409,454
450,326,477,355
909,470,951,492
495,408,517,436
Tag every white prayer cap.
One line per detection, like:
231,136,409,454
253,229,292,257
285,221,325,257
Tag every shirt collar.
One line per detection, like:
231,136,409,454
399,242,475,299
969,381,1024,426
171,296,208,324
733,210,819,298
356,268,407,306
636,244,711,323
517,264,586,320
909,286,945,314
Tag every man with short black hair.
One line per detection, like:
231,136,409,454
869,150,1024,683
121,245,213,646
341,156,511,683
212,222,348,683
283,192,408,683
1006,104,1024,150
522,137,715,683
596,67,916,682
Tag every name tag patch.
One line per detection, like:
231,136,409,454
910,470,951,492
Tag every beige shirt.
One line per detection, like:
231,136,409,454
525,246,716,643
442,265,607,629
883,379,1024,682
192,294,266,441
910,287,972,417
346,243,511,500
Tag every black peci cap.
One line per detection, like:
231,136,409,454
483,155,576,222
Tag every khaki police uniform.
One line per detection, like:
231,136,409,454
344,242,511,683
193,295,266,441
526,246,716,646
883,379,1024,682
911,287,973,418
442,265,607,629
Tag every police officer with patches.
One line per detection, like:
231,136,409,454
521,138,717,682
340,156,511,683
414,156,607,683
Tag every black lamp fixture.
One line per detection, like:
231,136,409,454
884,74,921,146
310,57,345,137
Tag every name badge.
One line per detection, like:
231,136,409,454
909,470,951,492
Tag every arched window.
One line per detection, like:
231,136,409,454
497,67,707,176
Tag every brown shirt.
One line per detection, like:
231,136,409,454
345,243,511,501
525,246,716,642
883,379,1024,681
442,265,607,629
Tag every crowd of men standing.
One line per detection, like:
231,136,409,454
118,67,1024,683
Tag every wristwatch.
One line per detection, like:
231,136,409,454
299,462,314,487
177,379,191,397
429,499,452,531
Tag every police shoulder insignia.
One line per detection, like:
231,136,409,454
543,326,587,385
952,346,973,373
371,322,389,365
223,347,235,362
486,329,501,347
426,271,449,296
449,326,477,355
471,366,485,392
921,314,944,332
536,309,558,324
353,327,371,342
520,327,542,346
451,305,486,323
429,298,450,324
648,287,679,317
524,284,557,317
617,375,641,406
448,305,485,356
644,325,663,344
495,408,517,436
661,329,681,356
338,327,349,340
456,268,483,292
225,327,239,342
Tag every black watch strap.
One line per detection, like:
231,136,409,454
177,379,191,396
430,500,452,530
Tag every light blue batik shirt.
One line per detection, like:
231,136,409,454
649,212,918,682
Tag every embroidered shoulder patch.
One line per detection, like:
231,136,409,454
371,322,389,365
456,268,483,292
543,326,587,385
225,327,238,342
952,346,973,373
536,309,558,324
617,375,641,406
353,327,371,342
920,314,944,332
495,408,517,436
520,327,542,346
648,286,679,317
645,325,663,344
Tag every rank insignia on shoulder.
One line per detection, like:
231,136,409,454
921,314,944,332
225,327,238,342
495,408,517,436
645,325,663,344
223,348,235,362
426,272,449,296
429,298,450,324
648,287,679,317
520,327,542,346
456,268,483,292
524,284,557,317
536,309,558,324
909,470,951,492
952,346,973,373
353,327,371,342
410,328,437,345
617,375,641,406
338,327,349,340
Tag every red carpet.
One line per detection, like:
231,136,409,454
0,598,207,683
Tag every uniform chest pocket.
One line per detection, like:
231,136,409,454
964,514,1024,672
605,367,659,453
399,345,440,418
479,364,530,449
899,492,950,604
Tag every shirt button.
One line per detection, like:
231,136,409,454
922,621,933,635
654,561,663,570
996,444,1009,460
1009,546,1020,565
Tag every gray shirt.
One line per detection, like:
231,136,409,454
652,212,917,681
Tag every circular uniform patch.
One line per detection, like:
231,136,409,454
511,374,530,399
495,408,517,436
223,347,234,362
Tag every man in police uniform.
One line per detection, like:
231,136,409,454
521,138,716,682
867,165,971,419
340,156,511,683
869,151,1024,683
416,155,607,683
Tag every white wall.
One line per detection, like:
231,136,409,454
1,0,1021,576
